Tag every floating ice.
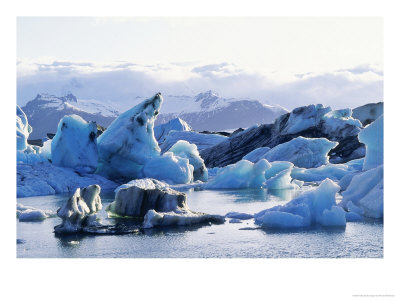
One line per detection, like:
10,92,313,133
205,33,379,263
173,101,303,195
143,152,194,184
264,161,292,179
166,140,208,182
97,93,162,181
291,164,351,182
51,114,98,173
107,179,188,218
255,179,346,228
265,166,300,190
263,137,338,168
154,118,192,143
16,105,31,151
143,209,225,229
358,115,383,171
340,165,383,218
225,212,254,220
352,102,383,126
54,185,102,234
17,204,55,222
242,147,271,163
205,159,271,189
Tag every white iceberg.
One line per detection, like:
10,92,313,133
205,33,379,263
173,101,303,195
16,105,31,151
166,140,208,182
51,114,98,173
17,204,55,222
263,137,338,168
54,185,102,234
97,93,162,181
265,166,300,190
204,159,271,189
242,147,271,163
154,118,192,143
358,115,383,171
255,179,346,228
143,152,194,184
340,165,383,219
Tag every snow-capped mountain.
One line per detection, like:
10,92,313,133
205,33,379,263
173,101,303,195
22,93,119,139
153,91,288,131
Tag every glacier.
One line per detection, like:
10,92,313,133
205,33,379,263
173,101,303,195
51,114,98,173
255,179,346,229
166,140,208,182
263,137,338,168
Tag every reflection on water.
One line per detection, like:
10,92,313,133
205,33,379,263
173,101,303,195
17,187,383,258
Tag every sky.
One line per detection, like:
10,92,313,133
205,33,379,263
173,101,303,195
17,17,383,110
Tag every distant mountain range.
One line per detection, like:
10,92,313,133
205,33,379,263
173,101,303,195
21,91,288,139
22,93,119,139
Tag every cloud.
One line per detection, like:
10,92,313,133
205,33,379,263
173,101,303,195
17,59,383,111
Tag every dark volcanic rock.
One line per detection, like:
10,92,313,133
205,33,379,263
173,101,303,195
200,104,365,167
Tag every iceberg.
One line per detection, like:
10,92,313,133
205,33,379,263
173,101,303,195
340,165,383,219
160,130,228,152
265,166,300,190
166,140,208,182
17,204,55,222
263,137,338,168
54,185,102,234
242,147,271,163
205,159,271,189
107,179,188,218
143,209,225,229
291,163,351,182
154,118,192,143
143,152,194,184
225,212,254,220
358,115,383,171
97,93,162,181
255,179,346,228
51,114,98,173
16,105,31,151
352,102,383,126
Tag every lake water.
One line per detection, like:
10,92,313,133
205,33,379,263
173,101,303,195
16,187,383,258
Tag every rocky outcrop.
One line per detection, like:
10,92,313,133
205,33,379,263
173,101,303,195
200,104,365,167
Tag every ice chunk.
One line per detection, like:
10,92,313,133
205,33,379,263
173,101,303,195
16,105,32,151
51,114,98,173
205,159,271,189
264,161,292,180
291,164,351,182
255,179,346,228
264,166,299,190
358,115,383,171
225,212,254,220
97,93,162,181
160,130,227,152
263,137,338,168
284,104,331,134
54,185,102,234
321,109,362,138
166,140,208,182
107,179,188,218
143,152,194,184
17,204,55,221
340,165,383,218
352,102,383,126
154,118,192,143
142,209,225,229
242,147,271,163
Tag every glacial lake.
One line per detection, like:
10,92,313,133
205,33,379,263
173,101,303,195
16,187,383,258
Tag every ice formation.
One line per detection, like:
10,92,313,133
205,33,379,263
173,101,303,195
321,108,362,138
242,147,271,163
51,114,98,173
54,185,102,234
166,140,208,182
205,159,271,189
291,164,352,182
264,161,293,179
263,137,338,168
107,179,188,218
17,161,117,198
358,115,383,171
352,102,383,126
160,130,227,152
264,166,300,190
154,118,192,143
97,93,162,181
16,105,31,151
340,165,383,219
225,212,254,220
143,152,194,184
17,204,55,222
142,209,225,229
255,179,346,228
